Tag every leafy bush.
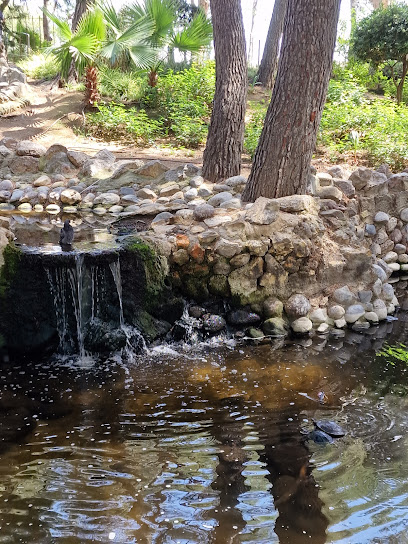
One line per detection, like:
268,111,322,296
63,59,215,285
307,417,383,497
244,102,267,158
319,80,408,169
244,77,408,169
87,61,215,148
17,53,60,80
86,102,163,143
98,67,148,102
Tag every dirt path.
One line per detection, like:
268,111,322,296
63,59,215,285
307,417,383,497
0,79,340,177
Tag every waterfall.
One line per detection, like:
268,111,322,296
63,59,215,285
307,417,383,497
46,255,86,357
109,258,146,358
45,254,145,358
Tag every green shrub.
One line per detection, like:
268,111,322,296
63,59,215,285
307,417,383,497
98,67,148,102
17,53,60,80
88,61,215,148
244,102,267,158
86,102,163,143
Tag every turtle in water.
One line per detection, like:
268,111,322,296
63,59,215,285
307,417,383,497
307,429,334,444
312,419,346,438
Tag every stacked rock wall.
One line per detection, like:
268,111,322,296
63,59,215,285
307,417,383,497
0,138,405,340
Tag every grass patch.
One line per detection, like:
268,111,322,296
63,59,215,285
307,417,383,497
17,53,60,80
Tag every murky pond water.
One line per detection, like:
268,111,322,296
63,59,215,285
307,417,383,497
1,316,408,543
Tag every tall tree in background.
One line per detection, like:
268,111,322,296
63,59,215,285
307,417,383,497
248,0,258,66
242,0,341,201
198,0,209,14
202,0,247,182
72,0,92,31
0,0,10,62
257,0,287,89
43,0,52,42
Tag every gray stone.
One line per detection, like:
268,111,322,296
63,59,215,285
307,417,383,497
349,167,373,190
137,160,168,178
327,305,345,320
193,204,215,221
93,193,120,206
185,188,198,201
333,286,355,306
374,211,390,225
309,308,328,324
67,150,89,167
230,253,251,268
263,297,283,318
328,165,351,179
284,294,311,319
214,239,242,258
202,314,226,333
358,290,373,304
400,208,408,222
372,264,388,283
43,151,76,176
365,311,379,323
9,156,39,174
373,278,382,297
160,184,180,198
245,197,279,225
137,188,157,200
344,304,365,323
10,189,24,202
383,251,398,263
60,189,82,205
197,185,213,197
382,283,395,301
316,172,333,186
317,185,343,202
0,190,10,202
365,224,376,237
373,299,387,320
262,317,289,336
16,140,46,158
227,310,260,326
152,211,174,224
0,179,13,191
220,198,242,209
291,317,313,333
190,176,204,188
207,192,233,207
395,243,407,254
276,194,317,213
333,179,355,197
225,175,247,188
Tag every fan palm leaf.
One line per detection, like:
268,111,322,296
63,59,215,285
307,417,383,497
171,10,212,53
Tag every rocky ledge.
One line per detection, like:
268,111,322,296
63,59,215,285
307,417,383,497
0,138,407,341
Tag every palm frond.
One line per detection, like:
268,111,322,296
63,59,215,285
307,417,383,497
42,8,72,41
100,16,155,65
76,8,106,42
171,10,212,53
128,46,160,70
127,0,177,47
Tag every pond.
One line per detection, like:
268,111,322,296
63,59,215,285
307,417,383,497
1,311,408,543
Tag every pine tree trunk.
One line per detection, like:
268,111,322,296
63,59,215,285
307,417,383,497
242,0,341,201
72,0,91,31
202,0,247,182
43,0,52,42
257,0,287,89
198,0,210,14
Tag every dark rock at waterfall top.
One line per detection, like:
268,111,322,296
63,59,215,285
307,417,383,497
189,305,206,319
59,219,74,245
202,314,226,333
227,309,261,326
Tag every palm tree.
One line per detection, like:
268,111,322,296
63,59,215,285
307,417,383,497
44,2,155,104
125,0,213,86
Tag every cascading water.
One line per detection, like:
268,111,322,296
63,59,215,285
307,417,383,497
45,254,145,358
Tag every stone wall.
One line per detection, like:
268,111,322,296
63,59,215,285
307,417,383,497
0,138,406,341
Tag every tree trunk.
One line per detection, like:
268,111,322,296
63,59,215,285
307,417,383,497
248,0,258,67
371,0,391,8
242,0,341,201
0,0,10,12
257,0,287,89
72,0,91,31
202,0,247,182
43,0,52,42
198,0,210,15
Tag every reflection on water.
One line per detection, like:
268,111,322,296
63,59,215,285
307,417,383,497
1,318,408,543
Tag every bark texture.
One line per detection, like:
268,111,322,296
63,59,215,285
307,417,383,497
242,0,341,202
257,0,287,89
43,0,52,42
72,0,91,31
202,0,247,182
